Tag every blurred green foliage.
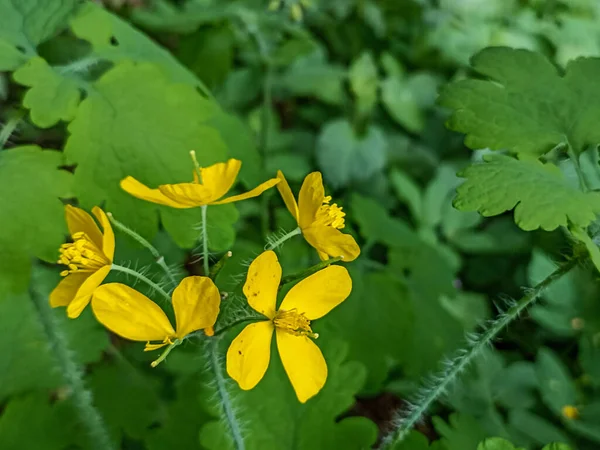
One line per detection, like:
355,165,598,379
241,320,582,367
3,0,600,449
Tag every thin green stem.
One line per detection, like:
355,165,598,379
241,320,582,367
107,213,178,287
151,339,182,368
280,256,343,286
379,257,579,449
265,227,302,250
207,338,246,450
30,287,114,450
0,110,25,150
111,264,171,304
201,205,210,275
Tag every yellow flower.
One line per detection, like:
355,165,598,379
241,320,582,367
120,158,280,208
50,205,114,319
91,276,220,351
562,405,579,420
226,250,352,403
276,171,360,261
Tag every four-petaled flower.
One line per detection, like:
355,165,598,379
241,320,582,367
276,171,360,261
50,205,114,319
91,276,220,351
226,250,352,403
120,158,279,208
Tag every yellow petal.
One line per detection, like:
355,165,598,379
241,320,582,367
210,178,280,205
303,225,361,262
66,265,111,318
172,276,221,338
120,176,191,209
50,272,89,308
91,283,175,341
276,329,327,403
279,265,352,320
226,321,274,390
298,172,325,229
92,207,115,262
276,170,299,223
200,159,241,201
64,205,103,249
144,341,169,351
158,182,215,207
243,250,281,319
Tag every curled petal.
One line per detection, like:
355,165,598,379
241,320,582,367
279,265,352,320
227,321,274,390
92,207,115,261
66,265,111,318
120,176,191,208
200,159,242,201
65,205,103,249
243,250,281,319
298,172,324,229
158,182,215,207
276,170,299,223
91,283,175,341
303,225,360,262
210,178,280,205
276,329,327,403
172,276,221,338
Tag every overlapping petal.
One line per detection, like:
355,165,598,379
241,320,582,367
172,276,221,338
276,329,327,403
65,266,112,318
50,272,89,308
92,283,175,341
92,206,115,261
226,321,274,390
303,225,360,262
158,182,215,206
200,159,241,201
243,250,281,319
65,204,103,249
120,176,191,208
279,265,352,320
297,172,324,229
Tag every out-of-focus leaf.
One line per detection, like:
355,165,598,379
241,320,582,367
434,413,488,450
508,409,571,447
536,347,577,415
349,52,378,117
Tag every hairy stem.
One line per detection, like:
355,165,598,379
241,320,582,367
111,264,171,304
379,257,579,448
201,205,210,275
30,287,114,450
265,227,302,250
280,256,343,286
107,213,178,288
207,338,245,450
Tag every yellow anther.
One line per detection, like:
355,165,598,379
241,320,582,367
315,197,346,230
273,309,318,339
58,232,108,276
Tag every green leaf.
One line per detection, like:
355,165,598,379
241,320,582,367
0,393,80,450
390,431,446,449
536,347,577,415
199,339,377,450
439,47,600,155
390,169,423,222
0,146,71,293
381,76,424,133
13,57,81,128
569,225,600,274
0,0,78,70
476,437,524,450
317,120,387,188
508,410,571,447
454,154,600,231
349,52,379,117
434,413,488,450
542,445,573,450
206,204,239,252
64,62,228,248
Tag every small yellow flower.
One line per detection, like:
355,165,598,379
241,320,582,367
120,158,280,208
226,250,352,403
562,405,580,420
276,171,360,261
91,276,220,351
50,205,114,319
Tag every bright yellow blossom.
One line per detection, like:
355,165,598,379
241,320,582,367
276,171,360,261
120,158,279,208
91,276,220,351
226,250,352,403
50,205,114,319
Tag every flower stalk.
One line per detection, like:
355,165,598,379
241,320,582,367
378,257,579,449
265,227,302,250
280,256,342,286
111,263,171,304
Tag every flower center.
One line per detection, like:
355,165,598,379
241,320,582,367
314,195,345,229
58,231,109,276
273,309,319,339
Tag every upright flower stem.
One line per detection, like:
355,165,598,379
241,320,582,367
378,257,579,449
265,227,302,250
29,287,115,450
207,338,246,450
201,205,210,275
111,264,171,304
107,213,178,288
